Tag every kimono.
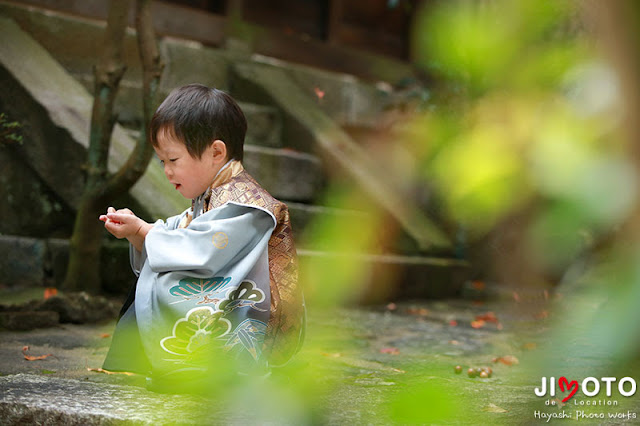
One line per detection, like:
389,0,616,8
103,161,305,380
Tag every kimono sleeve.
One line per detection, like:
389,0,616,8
144,203,275,276
129,211,188,275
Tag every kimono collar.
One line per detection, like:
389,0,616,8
209,159,243,189
191,160,244,219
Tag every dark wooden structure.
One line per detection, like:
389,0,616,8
11,0,420,82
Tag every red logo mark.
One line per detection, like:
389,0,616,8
558,377,579,402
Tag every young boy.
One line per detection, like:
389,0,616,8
100,84,304,383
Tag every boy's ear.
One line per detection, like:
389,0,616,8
210,139,227,163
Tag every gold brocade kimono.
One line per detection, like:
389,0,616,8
180,161,305,366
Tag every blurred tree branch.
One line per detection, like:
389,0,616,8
63,0,163,293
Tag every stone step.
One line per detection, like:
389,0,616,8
0,17,318,223
297,249,470,302
0,229,469,299
230,61,453,252
286,202,369,242
0,374,208,425
0,2,391,133
89,77,284,149
119,133,322,202
243,145,322,202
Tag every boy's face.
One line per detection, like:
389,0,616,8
154,128,226,199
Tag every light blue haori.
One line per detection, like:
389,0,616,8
103,161,281,378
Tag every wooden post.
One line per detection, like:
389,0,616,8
327,0,343,44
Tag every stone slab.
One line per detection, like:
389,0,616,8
0,16,189,220
0,311,59,330
0,374,211,425
0,148,74,238
230,61,452,252
286,202,369,243
243,145,322,202
73,73,284,148
0,2,393,128
0,236,45,288
298,249,470,302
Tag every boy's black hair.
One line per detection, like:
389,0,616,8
150,84,247,161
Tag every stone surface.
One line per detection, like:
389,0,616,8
286,202,370,244
2,295,631,425
0,148,74,238
0,311,59,331
243,145,323,202
0,374,209,425
0,292,120,327
230,61,452,252
0,2,143,87
0,236,45,288
298,249,470,303
0,3,393,128
241,102,283,148
250,54,392,127
0,236,133,292
36,293,120,324
0,16,189,220
73,73,284,151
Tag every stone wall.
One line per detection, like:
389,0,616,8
0,236,132,294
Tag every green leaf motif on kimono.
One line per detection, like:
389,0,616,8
224,318,267,361
160,306,231,356
218,280,266,313
169,276,232,298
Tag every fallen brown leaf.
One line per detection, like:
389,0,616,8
406,307,429,316
493,355,519,366
87,367,136,376
22,346,54,361
471,319,486,329
100,333,111,338
475,312,499,324
314,87,325,100
43,287,58,300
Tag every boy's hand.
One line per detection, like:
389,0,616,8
99,207,152,251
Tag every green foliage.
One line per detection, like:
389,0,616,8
397,0,640,421
0,112,23,146
407,0,633,262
